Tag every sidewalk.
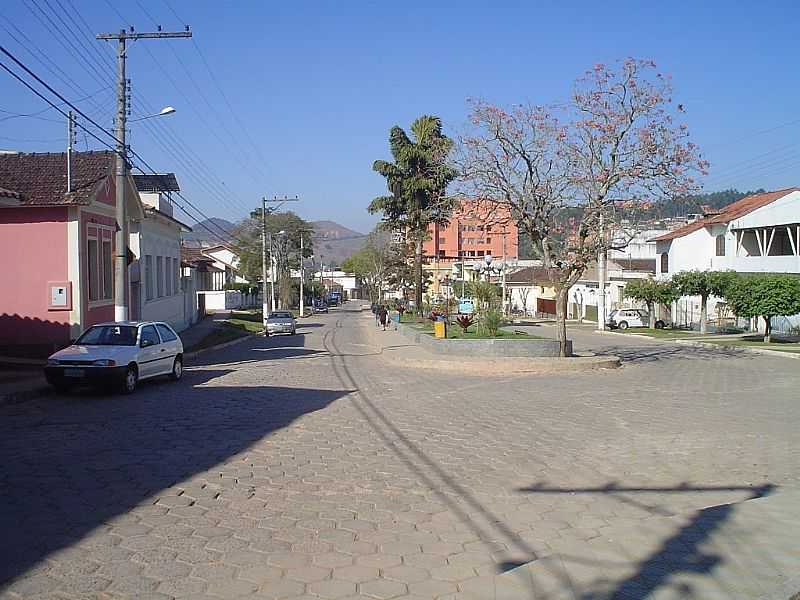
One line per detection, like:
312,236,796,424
457,489,800,600
0,364,49,405
178,311,232,350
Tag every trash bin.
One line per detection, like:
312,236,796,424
433,318,446,339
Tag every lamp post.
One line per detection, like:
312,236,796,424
129,106,176,122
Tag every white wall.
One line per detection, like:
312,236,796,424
138,216,187,330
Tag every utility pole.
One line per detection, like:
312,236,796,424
259,195,299,316
501,230,507,317
97,27,191,322
299,233,305,318
261,197,269,330
597,212,607,331
66,110,75,193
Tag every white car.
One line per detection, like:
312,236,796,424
606,309,665,330
44,321,184,394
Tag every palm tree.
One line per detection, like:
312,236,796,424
369,116,458,314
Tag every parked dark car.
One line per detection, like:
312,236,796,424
314,301,329,313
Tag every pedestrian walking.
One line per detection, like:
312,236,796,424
378,305,388,331
371,303,380,327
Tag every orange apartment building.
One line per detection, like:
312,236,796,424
423,200,519,262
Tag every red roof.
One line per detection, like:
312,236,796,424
653,187,800,242
0,151,114,205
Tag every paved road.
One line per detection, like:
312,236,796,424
1,306,798,599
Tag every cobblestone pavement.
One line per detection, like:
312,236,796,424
1,307,798,599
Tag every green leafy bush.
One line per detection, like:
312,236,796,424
479,308,503,337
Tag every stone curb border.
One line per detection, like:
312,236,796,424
599,329,800,360
362,316,619,374
385,355,621,374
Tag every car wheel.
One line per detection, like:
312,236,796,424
654,320,666,329
618,321,629,330
169,355,183,381
121,365,138,394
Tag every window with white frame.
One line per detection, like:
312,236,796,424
156,256,164,297
174,258,180,293
87,227,113,302
165,258,172,296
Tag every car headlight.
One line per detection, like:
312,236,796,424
47,359,60,366
92,359,116,366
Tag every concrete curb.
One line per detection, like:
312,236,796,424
386,354,621,374
673,338,800,360
0,384,52,407
599,329,800,359
184,331,256,361
364,319,620,374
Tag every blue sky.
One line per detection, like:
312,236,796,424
2,1,799,233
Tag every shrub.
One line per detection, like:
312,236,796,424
455,314,474,333
479,308,503,337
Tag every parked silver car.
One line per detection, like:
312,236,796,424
266,311,297,335
44,321,184,394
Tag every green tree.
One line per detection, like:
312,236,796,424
369,115,458,314
466,280,498,310
232,210,313,308
340,229,399,303
672,270,737,334
725,274,800,342
623,279,681,328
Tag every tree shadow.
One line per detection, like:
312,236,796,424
516,481,776,599
590,343,751,364
0,364,352,585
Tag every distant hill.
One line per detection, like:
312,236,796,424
182,217,236,243
311,220,367,267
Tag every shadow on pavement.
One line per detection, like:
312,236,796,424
517,480,775,599
0,364,351,585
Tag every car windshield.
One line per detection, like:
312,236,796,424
269,312,293,319
76,325,138,346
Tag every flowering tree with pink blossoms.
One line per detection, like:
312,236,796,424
459,58,708,356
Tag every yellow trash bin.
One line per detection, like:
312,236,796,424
433,320,446,339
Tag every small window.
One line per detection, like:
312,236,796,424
156,257,164,297
660,253,669,273
486,237,492,244
101,240,112,300
715,235,725,257
477,250,485,257
140,324,160,347
438,237,446,244
156,323,177,342
145,255,154,300
88,238,99,301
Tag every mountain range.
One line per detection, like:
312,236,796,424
183,217,367,266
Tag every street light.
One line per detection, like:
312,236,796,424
129,106,176,122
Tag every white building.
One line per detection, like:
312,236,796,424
130,174,196,331
653,188,800,328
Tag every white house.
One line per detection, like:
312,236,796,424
130,174,196,331
653,188,800,328
506,259,656,321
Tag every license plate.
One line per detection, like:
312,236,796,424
64,368,85,378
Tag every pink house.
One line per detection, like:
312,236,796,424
0,151,143,357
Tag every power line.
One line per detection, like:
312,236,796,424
0,45,237,247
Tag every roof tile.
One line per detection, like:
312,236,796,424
0,151,113,205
